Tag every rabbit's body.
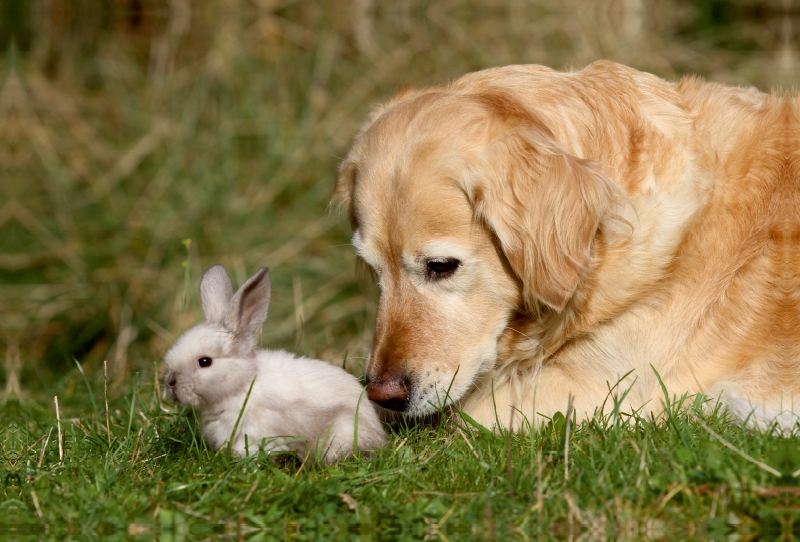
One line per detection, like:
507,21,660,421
203,349,384,461
165,265,386,463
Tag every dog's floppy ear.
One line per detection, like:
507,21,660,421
463,103,617,312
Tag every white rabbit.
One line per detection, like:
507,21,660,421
164,264,386,463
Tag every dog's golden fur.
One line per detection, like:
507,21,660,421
334,60,800,430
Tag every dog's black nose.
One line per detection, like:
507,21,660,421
366,377,409,411
167,374,176,387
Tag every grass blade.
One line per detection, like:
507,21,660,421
695,417,781,477
228,376,257,455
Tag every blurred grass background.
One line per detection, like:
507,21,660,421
2,0,799,399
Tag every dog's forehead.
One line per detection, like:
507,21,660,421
352,169,474,265
347,93,491,263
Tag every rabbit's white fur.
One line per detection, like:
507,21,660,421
164,265,386,463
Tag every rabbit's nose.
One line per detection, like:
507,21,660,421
166,373,177,387
366,376,409,411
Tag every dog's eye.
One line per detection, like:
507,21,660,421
426,258,461,280
198,357,213,368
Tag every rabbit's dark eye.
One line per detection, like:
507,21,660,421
198,357,213,368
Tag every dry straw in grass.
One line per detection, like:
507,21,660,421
54,396,63,461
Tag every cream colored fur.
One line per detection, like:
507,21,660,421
164,265,386,462
334,60,800,433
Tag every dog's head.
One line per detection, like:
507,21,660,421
334,88,616,416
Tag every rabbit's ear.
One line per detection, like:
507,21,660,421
200,265,234,324
224,267,271,342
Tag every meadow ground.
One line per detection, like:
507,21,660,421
2,0,799,539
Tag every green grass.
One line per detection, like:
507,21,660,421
5,380,799,540
3,0,800,539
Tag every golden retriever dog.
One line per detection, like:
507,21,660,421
334,60,799,431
